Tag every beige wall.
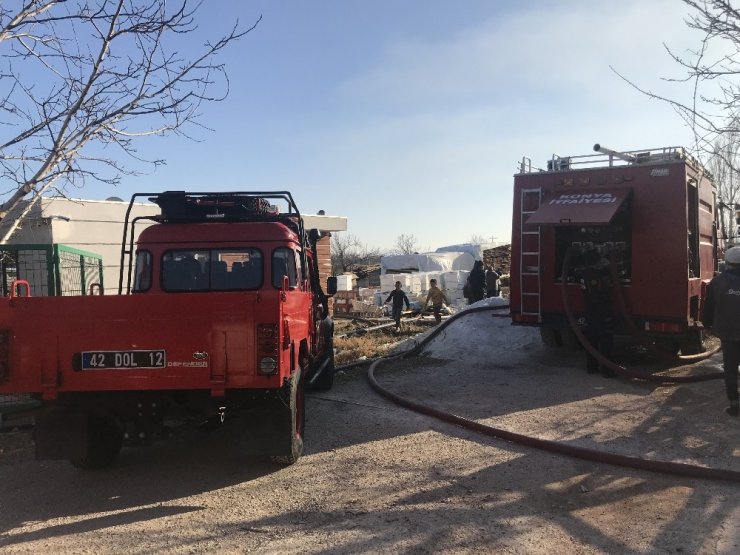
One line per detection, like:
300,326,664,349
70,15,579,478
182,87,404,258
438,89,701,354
1,198,158,294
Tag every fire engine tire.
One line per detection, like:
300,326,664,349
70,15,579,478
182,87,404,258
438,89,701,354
270,370,305,465
71,414,123,470
560,328,582,350
655,338,681,356
680,329,706,356
539,327,563,348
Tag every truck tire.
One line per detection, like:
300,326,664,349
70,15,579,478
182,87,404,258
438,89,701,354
310,357,335,391
71,414,123,470
310,340,335,391
560,328,582,350
539,327,563,348
270,369,305,465
680,329,706,355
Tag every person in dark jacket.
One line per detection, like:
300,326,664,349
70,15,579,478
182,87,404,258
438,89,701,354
701,246,740,416
577,249,615,378
486,266,501,298
467,260,487,304
385,281,410,331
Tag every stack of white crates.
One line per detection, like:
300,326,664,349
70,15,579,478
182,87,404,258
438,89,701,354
440,270,469,305
336,274,354,291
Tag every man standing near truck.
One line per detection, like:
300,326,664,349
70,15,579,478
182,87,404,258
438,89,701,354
385,281,410,332
702,246,740,417
577,248,616,378
467,260,487,305
486,266,501,298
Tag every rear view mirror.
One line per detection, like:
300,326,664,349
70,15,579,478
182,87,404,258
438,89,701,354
326,276,337,296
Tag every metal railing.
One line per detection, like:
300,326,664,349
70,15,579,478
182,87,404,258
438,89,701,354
517,145,703,174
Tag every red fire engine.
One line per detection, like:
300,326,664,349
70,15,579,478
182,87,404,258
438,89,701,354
0,191,337,467
510,145,718,353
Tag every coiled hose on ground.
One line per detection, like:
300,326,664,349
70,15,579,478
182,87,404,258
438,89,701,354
366,303,740,483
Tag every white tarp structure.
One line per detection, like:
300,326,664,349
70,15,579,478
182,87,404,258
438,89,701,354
435,242,495,261
380,252,475,275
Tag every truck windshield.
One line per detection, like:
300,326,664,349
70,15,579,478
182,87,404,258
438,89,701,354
161,249,263,292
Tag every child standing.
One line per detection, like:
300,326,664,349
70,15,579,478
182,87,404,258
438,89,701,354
385,281,410,331
422,279,449,324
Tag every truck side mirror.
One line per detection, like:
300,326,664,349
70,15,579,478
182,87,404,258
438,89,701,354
326,276,337,296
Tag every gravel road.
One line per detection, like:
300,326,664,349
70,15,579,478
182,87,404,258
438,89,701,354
1,313,738,554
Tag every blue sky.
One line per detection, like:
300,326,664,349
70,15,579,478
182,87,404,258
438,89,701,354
92,0,703,251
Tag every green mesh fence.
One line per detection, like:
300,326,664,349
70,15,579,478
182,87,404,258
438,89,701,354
0,244,103,297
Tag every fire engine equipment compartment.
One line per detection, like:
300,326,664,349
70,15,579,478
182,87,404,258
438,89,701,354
510,145,717,352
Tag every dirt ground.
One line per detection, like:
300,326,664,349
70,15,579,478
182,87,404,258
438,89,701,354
0,313,738,554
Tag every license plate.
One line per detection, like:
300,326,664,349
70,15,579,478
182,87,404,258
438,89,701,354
81,350,166,370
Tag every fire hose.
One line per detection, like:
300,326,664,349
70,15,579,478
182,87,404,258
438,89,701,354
560,248,723,383
605,251,720,363
366,304,740,483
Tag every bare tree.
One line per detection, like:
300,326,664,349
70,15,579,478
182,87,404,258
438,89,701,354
392,233,418,255
330,232,381,275
611,1,740,244
0,0,257,242
613,1,740,157
708,132,740,243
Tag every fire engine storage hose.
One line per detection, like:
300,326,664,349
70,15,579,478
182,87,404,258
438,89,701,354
560,248,723,383
605,253,721,363
366,305,740,483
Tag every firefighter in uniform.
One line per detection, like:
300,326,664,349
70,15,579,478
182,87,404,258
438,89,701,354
701,246,740,417
577,248,616,378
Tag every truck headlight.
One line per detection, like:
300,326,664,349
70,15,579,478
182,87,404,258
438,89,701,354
259,357,277,375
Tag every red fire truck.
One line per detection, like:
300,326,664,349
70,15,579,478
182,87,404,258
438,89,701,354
0,191,337,467
510,145,718,353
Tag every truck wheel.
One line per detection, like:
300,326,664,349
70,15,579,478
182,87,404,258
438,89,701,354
271,370,305,465
71,414,123,470
310,344,335,391
539,327,563,348
560,328,582,350
311,359,335,391
680,329,706,355
654,338,681,356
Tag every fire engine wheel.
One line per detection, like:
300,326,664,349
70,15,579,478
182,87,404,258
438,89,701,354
559,328,582,350
540,327,581,350
270,370,305,465
71,413,123,470
680,329,706,356
539,327,562,347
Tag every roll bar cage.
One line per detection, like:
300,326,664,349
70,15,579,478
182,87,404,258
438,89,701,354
118,191,307,294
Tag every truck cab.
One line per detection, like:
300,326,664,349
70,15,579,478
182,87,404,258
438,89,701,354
0,191,336,467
